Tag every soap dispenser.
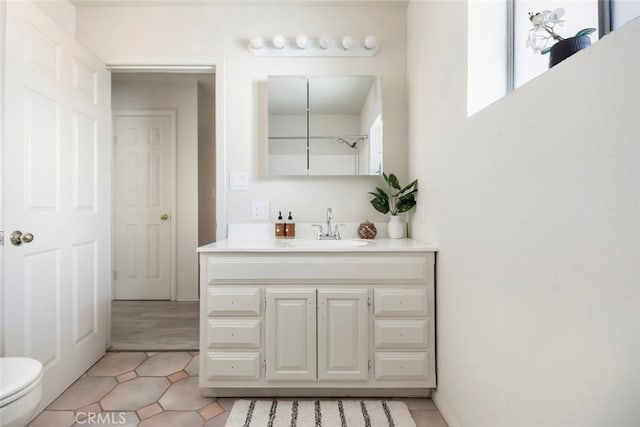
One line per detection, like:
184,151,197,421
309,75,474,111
285,211,295,239
275,211,285,239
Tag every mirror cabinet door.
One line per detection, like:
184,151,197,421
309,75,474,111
268,75,383,176
308,76,382,176
268,76,309,175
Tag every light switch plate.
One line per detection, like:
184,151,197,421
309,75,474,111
251,201,270,220
229,172,249,191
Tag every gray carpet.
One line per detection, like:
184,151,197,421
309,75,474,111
110,300,199,351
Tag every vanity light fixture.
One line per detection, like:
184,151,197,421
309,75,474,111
249,35,264,50
272,34,286,49
364,35,377,50
318,35,330,49
341,36,354,50
247,34,378,57
296,35,309,49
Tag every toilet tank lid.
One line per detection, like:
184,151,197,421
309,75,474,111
0,357,43,401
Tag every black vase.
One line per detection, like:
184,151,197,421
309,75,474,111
549,36,592,68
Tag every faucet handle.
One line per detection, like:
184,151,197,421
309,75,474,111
311,224,323,239
334,224,345,240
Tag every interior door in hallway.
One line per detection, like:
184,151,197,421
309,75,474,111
2,1,111,409
113,111,175,300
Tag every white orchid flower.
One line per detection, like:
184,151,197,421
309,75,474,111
549,8,565,24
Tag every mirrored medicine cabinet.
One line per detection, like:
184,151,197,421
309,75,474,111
268,75,383,176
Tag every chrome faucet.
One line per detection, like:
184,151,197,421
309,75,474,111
313,208,342,240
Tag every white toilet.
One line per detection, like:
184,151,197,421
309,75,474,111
0,357,43,427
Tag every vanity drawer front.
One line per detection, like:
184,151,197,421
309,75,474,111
374,352,429,381
207,287,261,316
374,320,428,349
374,288,427,316
207,319,261,349
206,352,261,381
205,255,429,283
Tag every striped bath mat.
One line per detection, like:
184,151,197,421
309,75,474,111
225,399,416,427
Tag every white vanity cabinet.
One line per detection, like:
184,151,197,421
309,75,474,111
198,242,436,396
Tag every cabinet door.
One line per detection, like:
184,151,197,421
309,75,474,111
317,289,369,381
265,289,316,381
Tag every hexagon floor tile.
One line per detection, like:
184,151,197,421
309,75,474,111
87,352,147,377
138,411,205,427
48,376,117,410
159,377,214,410
135,352,193,376
185,354,200,376
101,377,170,411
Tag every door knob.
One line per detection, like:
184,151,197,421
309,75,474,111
160,214,169,221
10,231,34,246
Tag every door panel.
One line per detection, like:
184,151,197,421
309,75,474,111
317,289,369,381
3,1,110,409
265,289,316,381
113,112,174,299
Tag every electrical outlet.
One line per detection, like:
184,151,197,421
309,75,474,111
251,201,270,220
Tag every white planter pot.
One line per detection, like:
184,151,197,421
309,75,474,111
387,215,405,239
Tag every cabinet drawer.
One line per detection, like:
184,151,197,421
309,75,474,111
207,319,261,349
374,288,427,316
374,352,429,381
204,255,429,283
207,287,261,316
205,352,261,381
374,320,428,349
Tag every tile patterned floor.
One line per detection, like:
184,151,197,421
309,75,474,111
29,352,448,427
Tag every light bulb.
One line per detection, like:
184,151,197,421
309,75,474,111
249,35,264,50
364,35,377,50
318,35,330,49
296,35,308,49
272,34,285,49
341,36,354,50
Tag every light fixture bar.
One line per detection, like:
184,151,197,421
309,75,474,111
248,35,378,57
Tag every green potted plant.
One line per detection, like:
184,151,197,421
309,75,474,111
368,172,418,239
526,8,596,67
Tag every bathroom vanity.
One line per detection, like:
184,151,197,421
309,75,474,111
198,238,437,397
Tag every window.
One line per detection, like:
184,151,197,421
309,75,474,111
467,0,639,116
513,0,599,89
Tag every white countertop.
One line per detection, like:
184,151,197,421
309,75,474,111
198,238,438,253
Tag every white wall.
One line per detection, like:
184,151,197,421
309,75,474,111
75,3,407,227
33,0,76,35
409,2,640,425
112,74,200,300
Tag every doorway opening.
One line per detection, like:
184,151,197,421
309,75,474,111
110,71,216,350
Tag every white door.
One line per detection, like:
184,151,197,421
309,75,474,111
318,289,369,381
265,289,316,381
2,2,110,408
113,111,175,300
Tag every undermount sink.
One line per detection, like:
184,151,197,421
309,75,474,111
286,239,370,248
